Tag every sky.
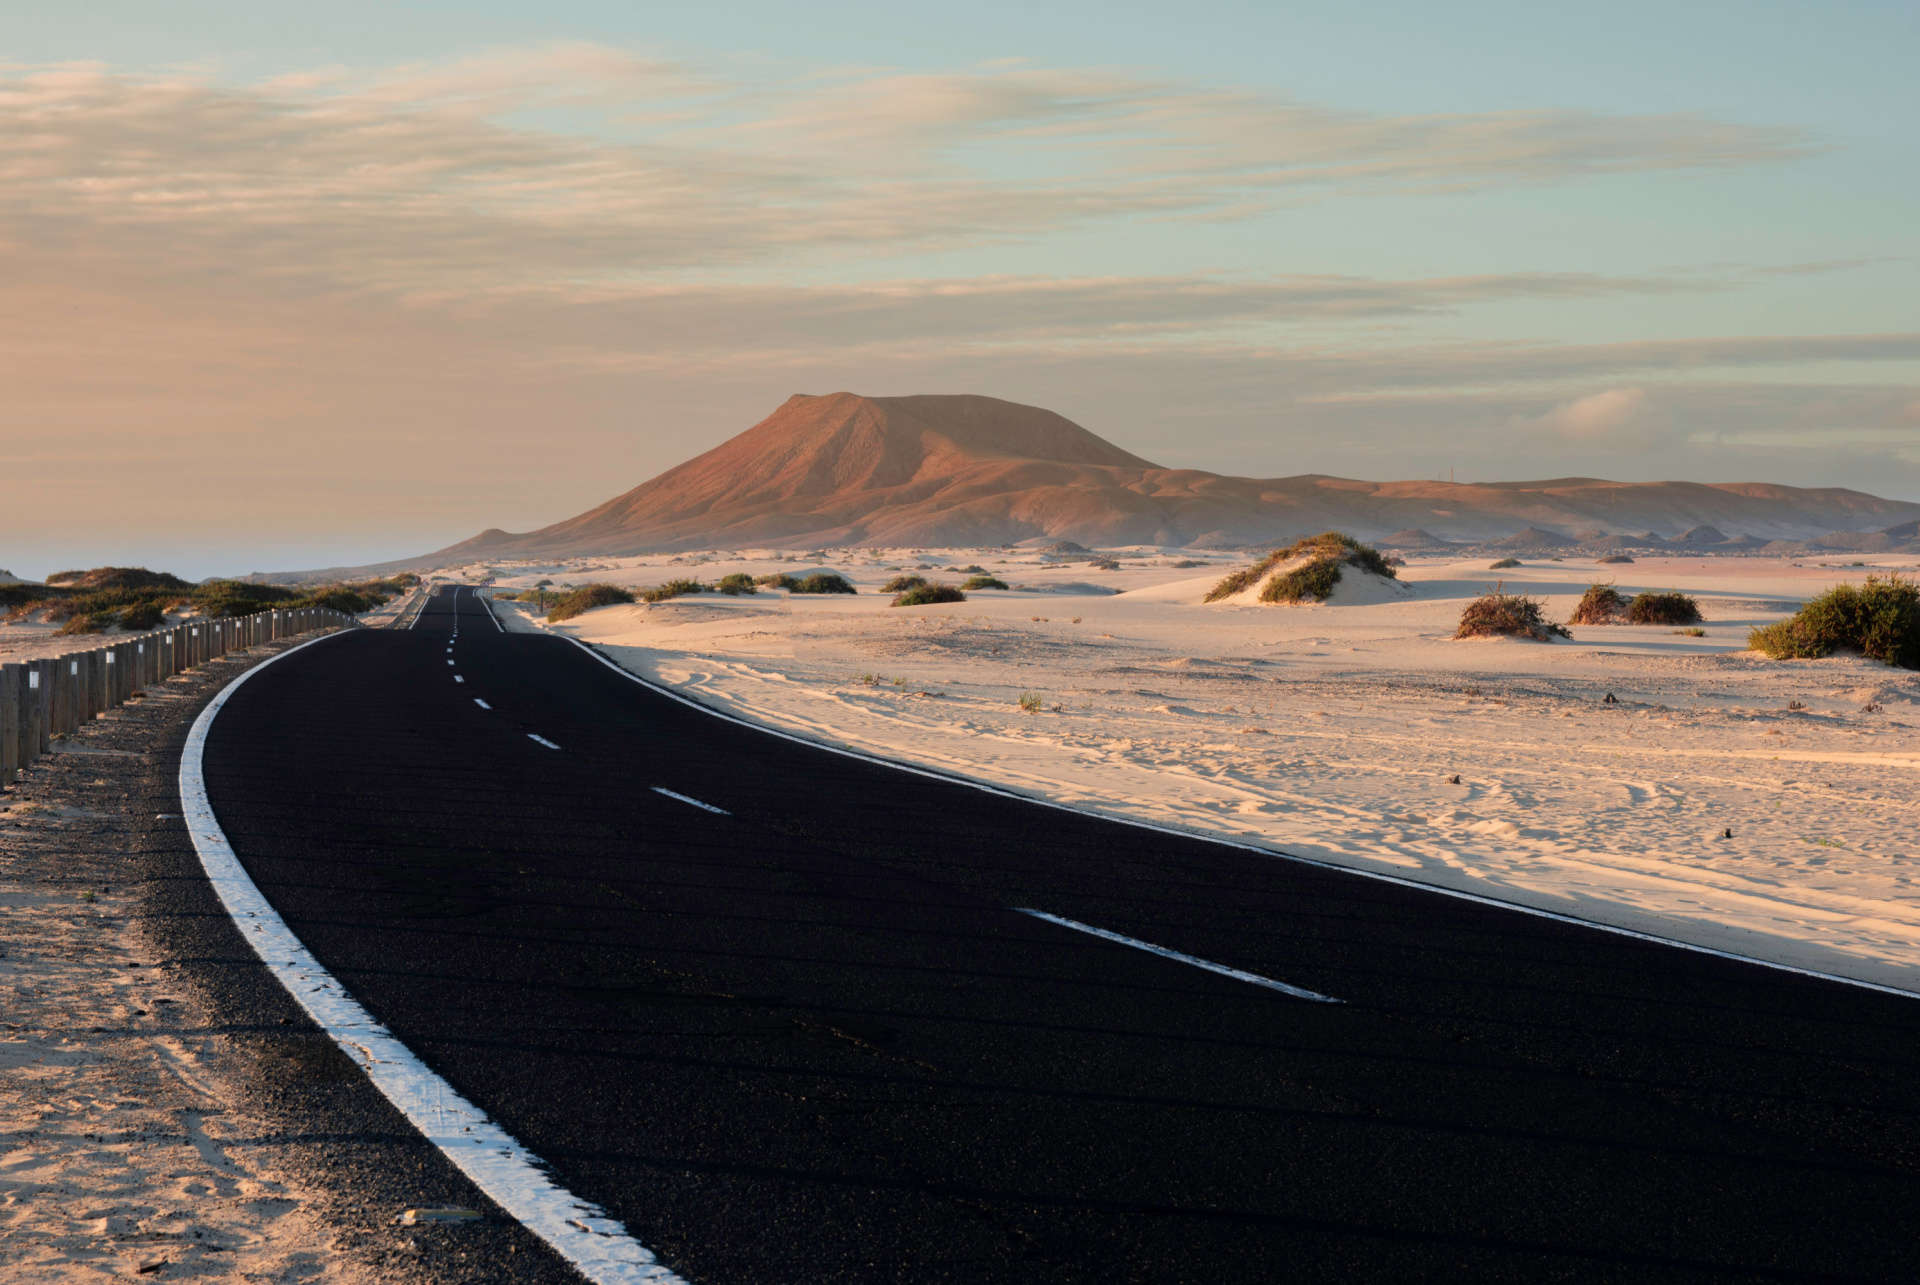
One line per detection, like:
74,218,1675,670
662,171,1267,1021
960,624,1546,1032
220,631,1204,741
4,1,1917,578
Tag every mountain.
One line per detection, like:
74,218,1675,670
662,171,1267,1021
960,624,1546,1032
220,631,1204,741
418,392,1920,561
1379,529,1456,549
1488,526,1579,550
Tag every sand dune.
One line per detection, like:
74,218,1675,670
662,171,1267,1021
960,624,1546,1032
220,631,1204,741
477,546,1920,993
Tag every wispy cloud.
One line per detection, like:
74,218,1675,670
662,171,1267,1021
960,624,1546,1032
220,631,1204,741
0,47,1816,296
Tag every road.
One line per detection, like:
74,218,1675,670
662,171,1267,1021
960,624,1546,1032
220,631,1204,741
195,584,1920,1282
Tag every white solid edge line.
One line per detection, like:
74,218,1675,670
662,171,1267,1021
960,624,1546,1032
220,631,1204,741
1014,908,1340,1003
479,587,506,633
562,636,1920,1004
651,786,730,816
475,698,492,711
180,631,685,1285
528,733,561,750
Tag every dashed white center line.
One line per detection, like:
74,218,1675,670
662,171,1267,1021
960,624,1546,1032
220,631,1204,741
527,734,561,750
453,675,465,684
474,698,492,710
651,787,730,816
1013,908,1342,1004
446,659,455,666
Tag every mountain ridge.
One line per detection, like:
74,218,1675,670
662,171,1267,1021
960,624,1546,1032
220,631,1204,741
419,392,1920,561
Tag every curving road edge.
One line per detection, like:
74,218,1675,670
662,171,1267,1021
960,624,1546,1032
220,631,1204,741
177,627,687,1285
562,634,1920,1005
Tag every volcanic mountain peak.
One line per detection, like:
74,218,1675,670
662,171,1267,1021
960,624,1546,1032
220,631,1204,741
761,392,1158,472
406,391,1920,565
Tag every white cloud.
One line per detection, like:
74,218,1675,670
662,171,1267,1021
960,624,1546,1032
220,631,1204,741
1527,387,1651,438
0,49,1817,298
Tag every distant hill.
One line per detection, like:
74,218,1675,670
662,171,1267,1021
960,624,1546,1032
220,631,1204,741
401,392,1920,562
1489,526,1580,550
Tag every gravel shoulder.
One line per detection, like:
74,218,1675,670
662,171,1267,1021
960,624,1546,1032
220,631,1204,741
0,632,568,1283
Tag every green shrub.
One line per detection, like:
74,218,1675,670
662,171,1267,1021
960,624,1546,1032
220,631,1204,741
714,573,756,595
1260,556,1343,603
1627,592,1701,626
881,574,929,594
547,583,635,621
641,578,705,603
892,583,966,606
1207,532,1394,603
3,567,408,628
1749,575,1920,669
118,602,166,631
307,588,379,613
46,567,193,591
1489,557,1521,570
1569,583,1629,625
56,611,114,635
1455,589,1569,641
755,573,799,590
789,572,856,595
960,575,1009,591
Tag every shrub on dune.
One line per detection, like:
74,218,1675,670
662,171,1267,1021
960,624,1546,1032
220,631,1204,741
714,573,756,595
960,575,1009,590
1749,575,1920,669
56,611,114,635
1260,557,1342,603
892,583,966,606
1209,532,1395,604
789,572,856,595
1569,583,1629,625
881,574,929,594
641,578,705,603
1488,557,1521,569
547,583,635,621
1626,592,1702,626
755,573,798,590
1455,588,1569,641
1598,553,1635,564
117,601,167,631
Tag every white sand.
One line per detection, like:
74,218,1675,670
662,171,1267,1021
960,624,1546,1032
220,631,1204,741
475,547,1920,993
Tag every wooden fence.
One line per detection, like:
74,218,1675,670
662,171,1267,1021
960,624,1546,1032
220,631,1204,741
0,607,356,787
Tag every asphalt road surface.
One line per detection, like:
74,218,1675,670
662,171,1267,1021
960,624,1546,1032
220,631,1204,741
195,584,1920,1283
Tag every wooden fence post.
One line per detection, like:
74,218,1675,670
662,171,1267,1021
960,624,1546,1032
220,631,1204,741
29,661,50,753
0,663,19,784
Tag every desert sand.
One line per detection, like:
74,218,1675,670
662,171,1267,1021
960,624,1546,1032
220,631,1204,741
475,547,1920,993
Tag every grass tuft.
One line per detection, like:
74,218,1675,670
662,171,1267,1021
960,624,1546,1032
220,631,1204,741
960,575,1009,591
714,573,756,595
881,574,929,594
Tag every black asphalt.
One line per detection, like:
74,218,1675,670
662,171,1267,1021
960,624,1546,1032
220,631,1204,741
194,584,1920,1283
